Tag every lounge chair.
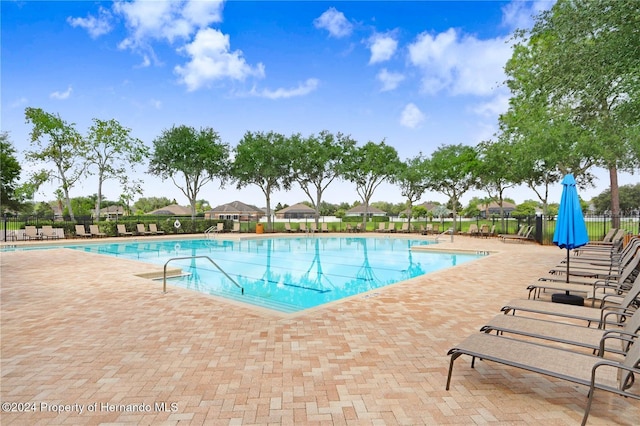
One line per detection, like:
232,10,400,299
309,222,318,233
446,333,640,426
75,224,91,238
231,222,240,233
24,225,42,241
399,223,410,233
345,224,353,233
148,223,165,235
321,223,329,233
89,224,107,237
386,222,396,232
136,223,151,236
41,225,59,240
117,224,133,236
527,254,640,304
466,224,479,237
480,307,640,356
299,223,307,233
375,222,387,233
479,224,491,238
546,240,640,281
500,225,533,243
284,223,293,233
501,281,640,327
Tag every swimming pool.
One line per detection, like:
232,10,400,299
63,236,482,313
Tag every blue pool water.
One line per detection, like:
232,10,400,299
59,236,481,313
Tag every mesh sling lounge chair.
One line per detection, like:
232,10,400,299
148,223,165,234
136,223,151,235
446,333,640,426
480,307,640,356
75,224,91,238
527,251,640,303
117,224,133,236
500,225,534,243
501,282,640,327
41,225,59,240
89,224,107,237
24,225,42,241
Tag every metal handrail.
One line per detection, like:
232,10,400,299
204,225,217,239
163,256,244,295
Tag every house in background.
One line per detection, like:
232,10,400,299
275,203,316,219
345,205,387,218
401,202,440,218
99,205,125,220
147,204,192,216
205,201,264,221
477,201,516,218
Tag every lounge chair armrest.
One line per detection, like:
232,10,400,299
598,331,638,356
601,307,637,327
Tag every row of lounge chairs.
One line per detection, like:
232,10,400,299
74,223,165,238
284,222,330,233
446,235,640,425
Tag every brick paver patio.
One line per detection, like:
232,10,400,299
1,233,638,425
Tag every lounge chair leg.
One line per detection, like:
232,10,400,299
582,387,596,426
445,353,461,390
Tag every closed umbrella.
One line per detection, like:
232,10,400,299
553,174,590,283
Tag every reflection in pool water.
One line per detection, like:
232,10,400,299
70,237,480,313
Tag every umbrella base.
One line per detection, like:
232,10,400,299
551,293,584,306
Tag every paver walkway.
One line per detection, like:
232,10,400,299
1,234,638,425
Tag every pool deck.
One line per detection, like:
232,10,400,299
1,233,638,425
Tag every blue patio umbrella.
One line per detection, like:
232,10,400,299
553,174,590,283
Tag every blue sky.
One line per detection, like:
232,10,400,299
2,0,635,209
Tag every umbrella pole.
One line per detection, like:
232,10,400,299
566,249,570,293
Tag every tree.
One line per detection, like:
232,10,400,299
290,131,356,227
394,154,428,229
149,125,229,219
230,131,292,232
0,132,22,212
119,177,143,216
591,184,640,214
503,0,640,226
132,196,173,214
423,144,478,233
342,141,401,229
475,139,519,231
84,118,149,219
24,107,85,221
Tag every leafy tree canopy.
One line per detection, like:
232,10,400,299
0,132,22,212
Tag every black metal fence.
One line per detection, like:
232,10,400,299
2,213,639,244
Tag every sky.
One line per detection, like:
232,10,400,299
2,0,637,210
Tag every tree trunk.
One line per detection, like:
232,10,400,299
609,165,620,228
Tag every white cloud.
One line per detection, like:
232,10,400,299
50,86,73,100
368,33,398,64
113,0,225,61
501,0,555,31
67,6,113,38
314,7,353,38
408,28,512,96
376,69,404,92
472,92,510,117
174,28,265,91
251,79,319,99
400,103,425,129
10,97,28,109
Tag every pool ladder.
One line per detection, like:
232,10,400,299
162,255,244,295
